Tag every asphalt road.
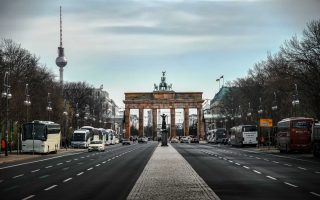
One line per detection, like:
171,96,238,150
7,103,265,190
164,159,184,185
0,142,157,200
173,143,320,200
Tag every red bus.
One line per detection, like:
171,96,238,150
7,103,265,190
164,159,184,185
276,117,313,153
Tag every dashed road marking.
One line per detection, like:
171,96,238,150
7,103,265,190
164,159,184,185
298,167,307,171
66,160,71,163
63,178,72,183
253,170,261,174
228,160,233,163
310,192,320,197
22,195,35,200
235,163,241,166
284,164,292,167
87,167,93,171
96,164,101,167
255,157,261,159
284,182,298,188
62,167,69,170
31,169,40,173
243,166,250,169
45,166,52,169
315,171,320,174
272,161,279,164
108,159,111,161
81,157,84,159
77,172,84,176
57,163,63,166
74,158,78,161
39,175,50,179
264,159,269,162
13,174,24,179
266,176,277,180
44,185,57,191
102,161,106,164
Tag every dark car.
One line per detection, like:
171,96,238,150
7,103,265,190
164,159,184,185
190,137,199,143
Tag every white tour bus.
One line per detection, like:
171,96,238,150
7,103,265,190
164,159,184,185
22,121,61,154
230,125,258,147
71,129,91,148
105,129,116,145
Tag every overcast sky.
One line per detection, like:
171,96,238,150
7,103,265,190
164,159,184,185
1,0,319,107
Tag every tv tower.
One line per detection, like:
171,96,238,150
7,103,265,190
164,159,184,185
56,6,67,86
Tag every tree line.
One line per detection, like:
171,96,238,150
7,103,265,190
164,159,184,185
220,19,320,125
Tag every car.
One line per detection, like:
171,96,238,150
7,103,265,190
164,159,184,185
180,136,190,143
122,139,131,145
170,138,179,143
88,140,105,152
190,137,199,143
138,137,148,143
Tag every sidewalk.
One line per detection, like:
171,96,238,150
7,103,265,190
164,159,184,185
127,144,220,200
0,148,85,165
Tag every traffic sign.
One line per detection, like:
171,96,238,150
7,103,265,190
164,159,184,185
260,119,273,127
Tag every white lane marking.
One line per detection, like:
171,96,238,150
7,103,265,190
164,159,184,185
44,185,57,191
87,167,93,171
310,192,320,197
13,174,24,179
272,161,279,164
108,159,111,161
315,171,320,174
57,163,63,166
39,175,50,179
264,159,269,162
81,157,84,159
22,195,35,200
66,160,71,163
77,172,84,176
31,169,40,173
266,176,277,180
284,164,292,167
243,166,250,169
112,157,115,159
223,158,228,160
45,166,52,169
228,160,233,163
235,163,241,166
255,157,261,159
102,161,106,164
219,157,223,159
253,170,261,174
63,178,72,183
62,167,69,170
284,182,298,188
96,164,101,167
298,167,307,170
74,158,78,161
0,152,83,170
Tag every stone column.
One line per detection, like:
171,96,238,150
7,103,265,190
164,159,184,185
152,108,157,140
124,108,130,139
170,108,176,139
184,107,189,136
197,107,204,139
139,108,144,137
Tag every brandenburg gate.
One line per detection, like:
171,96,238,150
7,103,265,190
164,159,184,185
123,72,204,140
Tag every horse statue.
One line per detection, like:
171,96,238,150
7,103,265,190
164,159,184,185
168,84,172,91
154,83,158,91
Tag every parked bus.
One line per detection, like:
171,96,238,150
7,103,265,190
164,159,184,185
105,129,116,145
276,117,313,153
22,121,61,154
80,126,94,141
312,123,320,157
230,125,258,147
71,129,91,148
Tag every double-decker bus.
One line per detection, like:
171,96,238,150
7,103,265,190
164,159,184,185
71,129,91,148
22,121,61,154
230,125,258,147
276,117,313,153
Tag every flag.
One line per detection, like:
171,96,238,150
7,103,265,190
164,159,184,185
220,75,224,79
216,78,220,82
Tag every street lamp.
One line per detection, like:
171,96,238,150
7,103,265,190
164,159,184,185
24,84,31,122
46,93,52,120
258,97,263,115
272,92,278,111
292,84,300,117
63,99,68,148
2,71,12,156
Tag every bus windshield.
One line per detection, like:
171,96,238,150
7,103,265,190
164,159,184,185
243,126,257,132
23,123,47,141
292,120,312,130
73,133,85,141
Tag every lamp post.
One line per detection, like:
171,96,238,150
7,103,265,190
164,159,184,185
75,103,79,129
292,84,300,117
63,99,68,149
24,84,31,122
2,72,12,156
46,93,52,121
247,102,252,123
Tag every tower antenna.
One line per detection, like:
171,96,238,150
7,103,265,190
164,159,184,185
56,6,67,87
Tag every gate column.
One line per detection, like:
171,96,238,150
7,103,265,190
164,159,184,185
197,107,204,139
170,108,176,139
152,108,157,140
139,108,144,137
124,108,130,139
184,107,189,136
